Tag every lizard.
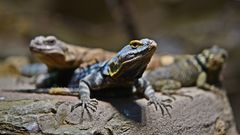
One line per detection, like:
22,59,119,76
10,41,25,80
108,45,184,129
19,38,173,116
144,45,228,97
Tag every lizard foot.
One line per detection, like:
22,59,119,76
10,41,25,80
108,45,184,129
147,96,173,117
71,96,98,121
208,87,225,98
161,92,176,100
164,92,193,100
162,90,193,100
200,85,225,98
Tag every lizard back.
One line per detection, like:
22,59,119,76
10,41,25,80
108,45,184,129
145,56,202,86
68,62,107,88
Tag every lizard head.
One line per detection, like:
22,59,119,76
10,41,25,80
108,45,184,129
197,45,228,71
29,36,70,69
30,36,67,55
104,38,157,79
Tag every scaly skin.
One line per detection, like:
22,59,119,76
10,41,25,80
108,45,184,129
144,46,228,96
24,39,172,118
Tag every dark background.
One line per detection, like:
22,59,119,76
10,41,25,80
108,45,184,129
0,0,239,132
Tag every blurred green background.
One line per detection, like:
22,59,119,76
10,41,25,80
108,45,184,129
0,0,239,131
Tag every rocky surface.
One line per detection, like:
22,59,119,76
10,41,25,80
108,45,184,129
0,86,238,135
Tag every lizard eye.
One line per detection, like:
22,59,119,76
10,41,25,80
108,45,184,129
44,36,57,45
222,51,228,59
222,54,227,59
45,39,56,45
129,40,142,49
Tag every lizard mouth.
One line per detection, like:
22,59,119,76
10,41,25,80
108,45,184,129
30,45,64,55
122,48,155,66
30,46,52,52
207,59,224,70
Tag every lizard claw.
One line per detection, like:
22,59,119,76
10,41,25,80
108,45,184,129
70,97,98,122
71,97,98,113
147,96,173,117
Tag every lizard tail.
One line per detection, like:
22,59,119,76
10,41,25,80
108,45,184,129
4,87,79,96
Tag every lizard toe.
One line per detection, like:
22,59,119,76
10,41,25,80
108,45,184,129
161,103,172,118
148,96,173,117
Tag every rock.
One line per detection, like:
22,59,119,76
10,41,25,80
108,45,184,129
0,88,238,135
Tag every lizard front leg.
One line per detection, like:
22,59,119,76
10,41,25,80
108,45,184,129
197,72,222,96
135,78,172,117
71,80,98,114
71,72,105,116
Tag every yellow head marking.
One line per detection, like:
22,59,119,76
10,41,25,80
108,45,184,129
108,60,122,77
129,40,143,48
